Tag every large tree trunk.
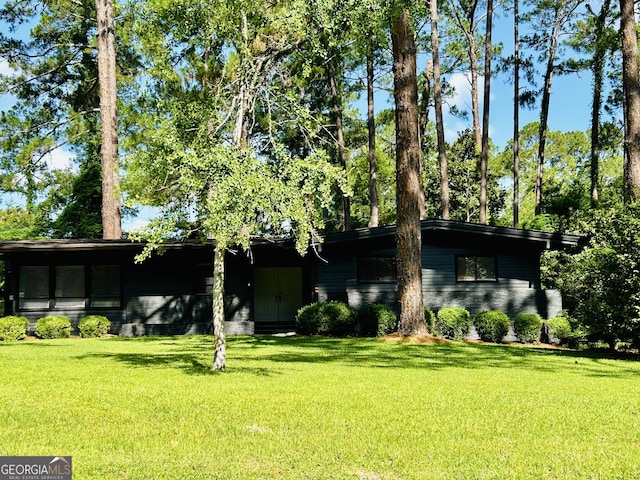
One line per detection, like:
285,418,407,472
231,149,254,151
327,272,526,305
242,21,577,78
327,54,352,231
212,245,226,371
95,0,122,239
479,0,493,224
513,0,520,227
367,54,379,228
620,0,640,202
392,7,426,336
429,0,450,220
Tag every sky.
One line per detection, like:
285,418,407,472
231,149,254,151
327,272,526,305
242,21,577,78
0,5,606,231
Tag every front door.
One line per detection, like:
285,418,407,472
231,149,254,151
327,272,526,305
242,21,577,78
254,267,303,323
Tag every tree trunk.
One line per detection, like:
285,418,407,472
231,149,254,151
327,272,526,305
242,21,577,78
451,0,481,149
327,54,351,231
95,0,121,239
212,245,226,371
392,7,426,336
367,54,379,228
429,0,450,220
534,33,559,216
590,0,612,208
479,0,493,224
620,0,640,202
513,0,520,227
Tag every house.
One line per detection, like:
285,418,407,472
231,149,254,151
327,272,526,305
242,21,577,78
0,220,582,336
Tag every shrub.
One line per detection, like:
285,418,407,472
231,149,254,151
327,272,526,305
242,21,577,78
357,304,397,337
546,312,582,347
436,307,471,340
78,315,111,338
474,310,511,343
0,316,30,341
424,308,436,335
35,315,72,339
296,303,327,335
513,313,543,343
296,301,357,336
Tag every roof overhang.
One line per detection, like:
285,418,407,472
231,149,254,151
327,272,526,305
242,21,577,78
321,219,583,250
0,220,584,256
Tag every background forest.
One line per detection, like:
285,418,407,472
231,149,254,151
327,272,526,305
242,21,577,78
1,0,640,349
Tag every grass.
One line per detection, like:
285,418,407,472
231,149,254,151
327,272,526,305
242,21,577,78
1,335,640,479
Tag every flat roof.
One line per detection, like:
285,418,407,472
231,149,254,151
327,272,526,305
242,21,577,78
0,219,584,255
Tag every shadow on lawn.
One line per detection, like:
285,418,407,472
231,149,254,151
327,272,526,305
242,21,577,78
75,335,639,378
230,335,640,379
76,337,276,376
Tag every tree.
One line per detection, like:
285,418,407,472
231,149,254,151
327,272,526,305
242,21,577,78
523,0,583,215
479,0,493,224
619,0,640,202
127,0,343,371
566,0,618,208
513,0,521,227
428,0,451,219
543,206,640,349
0,0,140,239
96,0,121,239
391,5,426,336
446,0,483,149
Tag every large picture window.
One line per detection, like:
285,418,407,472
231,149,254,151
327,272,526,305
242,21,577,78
19,266,50,309
56,265,86,308
456,256,497,282
90,265,121,307
358,257,397,283
18,264,121,310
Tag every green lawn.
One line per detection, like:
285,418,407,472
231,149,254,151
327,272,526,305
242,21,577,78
1,335,640,479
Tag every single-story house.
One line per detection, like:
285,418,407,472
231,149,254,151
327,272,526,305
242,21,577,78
0,220,583,336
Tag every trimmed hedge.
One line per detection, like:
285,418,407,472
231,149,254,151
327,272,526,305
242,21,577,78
436,307,471,340
357,304,397,337
474,310,510,343
78,315,111,338
546,312,583,347
296,301,357,336
424,308,436,335
35,315,72,339
0,316,30,341
513,313,543,343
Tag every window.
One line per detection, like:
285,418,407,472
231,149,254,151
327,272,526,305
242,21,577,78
456,256,497,282
56,265,86,307
358,257,397,283
90,265,121,307
19,266,50,309
18,264,122,310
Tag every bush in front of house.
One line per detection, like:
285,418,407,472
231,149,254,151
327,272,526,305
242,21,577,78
546,311,584,347
296,303,325,335
424,308,436,335
35,315,72,339
513,312,543,343
474,310,511,343
296,301,357,336
0,316,30,341
78,315,111,338
436,307,471,340
357,304,397,337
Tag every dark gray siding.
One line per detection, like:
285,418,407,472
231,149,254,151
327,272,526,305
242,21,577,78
316,242,561,322
422,245,561,320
